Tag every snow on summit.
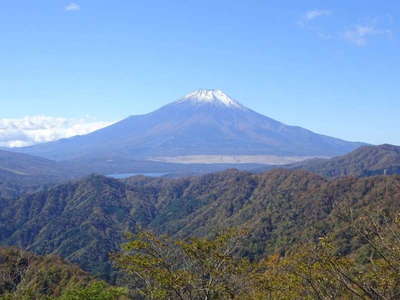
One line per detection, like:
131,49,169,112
179,89,243,108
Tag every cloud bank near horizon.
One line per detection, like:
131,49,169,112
0,116,113,148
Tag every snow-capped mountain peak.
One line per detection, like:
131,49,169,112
17,89,365,162
179,89,243,108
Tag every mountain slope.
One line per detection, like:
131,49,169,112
17,90,364,162
0,247,95,298
1,169,399,278
0,149,60,176
291,144,400,178
139,170,400,257
0,149,84,189
0,175,138,278
0,247,124,299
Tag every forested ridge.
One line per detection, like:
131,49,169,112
2,211,400,299
1,168,399,285
288,144,400,178
0,247,126,299
2,143,400,298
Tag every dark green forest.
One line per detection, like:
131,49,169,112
1,145,400,299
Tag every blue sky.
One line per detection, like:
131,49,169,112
1,0,399,146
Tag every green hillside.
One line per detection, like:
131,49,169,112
293,144,400,177
1,169,399,281
0,247,125,299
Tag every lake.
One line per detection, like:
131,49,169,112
107,172,169,179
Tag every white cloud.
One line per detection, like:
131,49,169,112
343,25,391,46
304,10,332,21
65,3,80,11
298,10,332,31
0,116,113,148
298,10,333,39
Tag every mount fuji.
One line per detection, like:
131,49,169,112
16,90,365,166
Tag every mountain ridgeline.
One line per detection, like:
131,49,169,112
1,168,399,279
0,149,77,184
0,149,86,199
16,90,364,165
294,144,400,177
